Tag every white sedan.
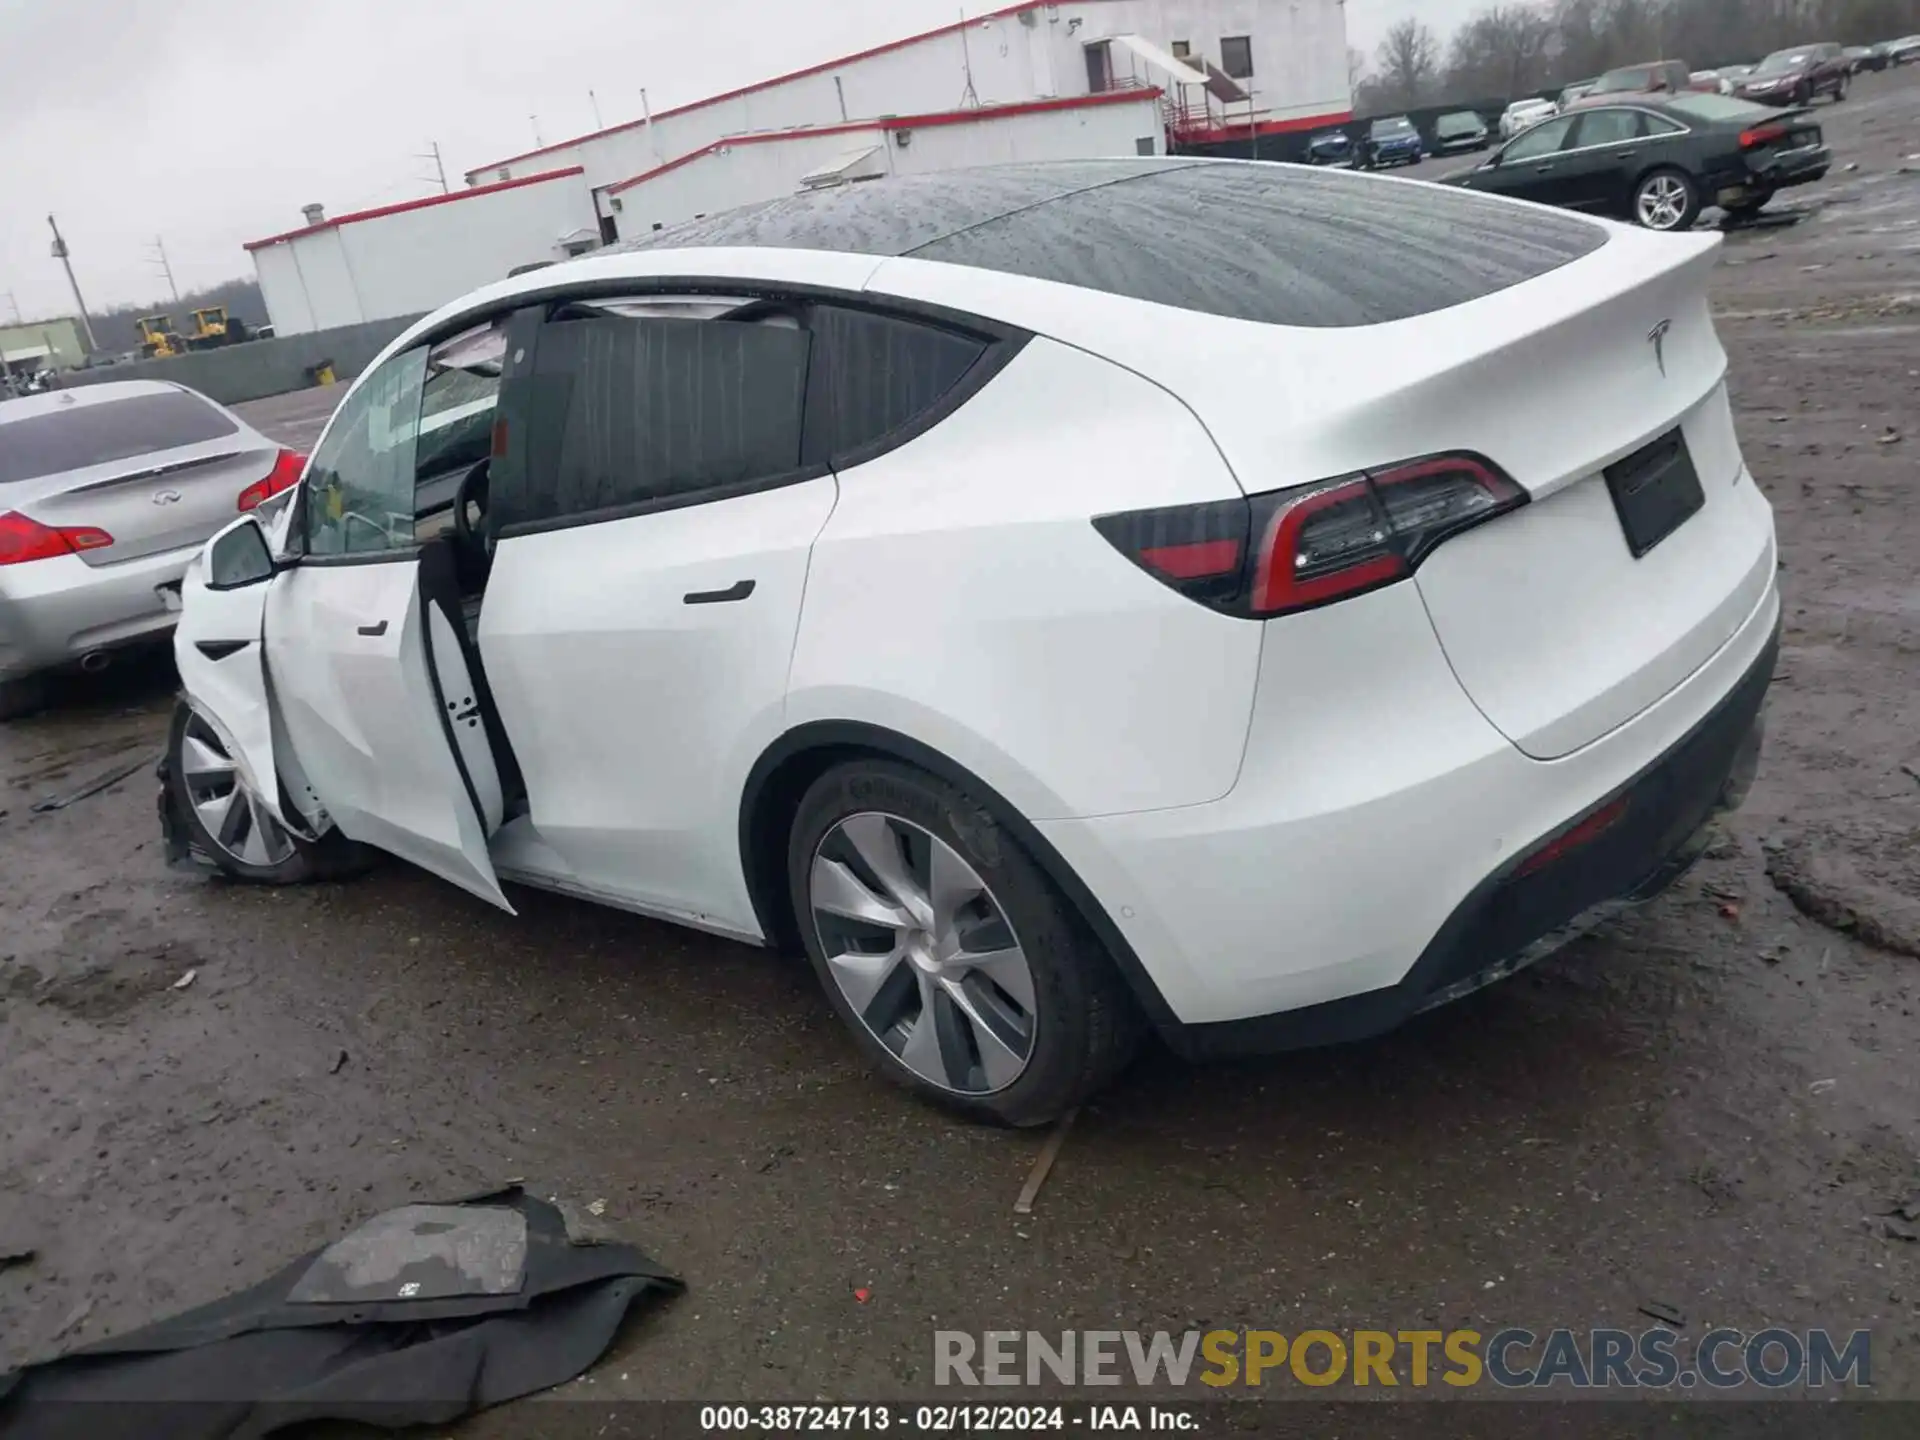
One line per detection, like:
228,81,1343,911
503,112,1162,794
1501,96,1561,137
163,159,1779,1125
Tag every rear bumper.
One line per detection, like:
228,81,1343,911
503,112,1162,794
0,546,194,680
1185,614,1774,1058
1039,571,1781,1050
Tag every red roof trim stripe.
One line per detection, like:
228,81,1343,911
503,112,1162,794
468,0,1077,178
243,166,587,251
607,89,1164,196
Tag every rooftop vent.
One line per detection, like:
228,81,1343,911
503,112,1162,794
301,204,326,226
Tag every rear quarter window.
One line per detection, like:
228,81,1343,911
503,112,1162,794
0,391,238,486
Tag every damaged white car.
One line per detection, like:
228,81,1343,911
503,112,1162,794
162,160,1777,1125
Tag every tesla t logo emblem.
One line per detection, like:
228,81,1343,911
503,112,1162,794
1647,319,1673,377
151,489,182,505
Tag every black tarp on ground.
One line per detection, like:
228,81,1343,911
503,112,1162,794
0,1186,682,1440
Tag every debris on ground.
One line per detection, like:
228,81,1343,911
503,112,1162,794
853,1285,873,1304
1764,837,1920,958
1638,1301,1686,1327
1810,1078,1838,1094
28,753,153,814
170,968,197,991
1014,1108,1078,1215
0,1187,681,1439
329,1048,349,1074
0,1246,33,1274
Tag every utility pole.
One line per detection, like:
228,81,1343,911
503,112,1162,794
148,236,181,303
530,114,544,147
45,216,98,352
3,291,20,324
588,89,604,130
416,140,450,193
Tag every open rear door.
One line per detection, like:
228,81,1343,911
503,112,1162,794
264,540,515,912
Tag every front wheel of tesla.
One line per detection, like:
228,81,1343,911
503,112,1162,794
789,758,1141,1127
165,699,373,885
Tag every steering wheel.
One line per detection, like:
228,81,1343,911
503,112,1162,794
452,458,492,559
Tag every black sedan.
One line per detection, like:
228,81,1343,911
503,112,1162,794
1305,129,1355,167
1442,93,1830,231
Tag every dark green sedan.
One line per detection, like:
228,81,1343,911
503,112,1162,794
1443,93,1831,231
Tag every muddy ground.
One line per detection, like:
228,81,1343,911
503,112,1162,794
3,71,1919,1419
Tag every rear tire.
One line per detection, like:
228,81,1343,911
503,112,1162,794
166,699,374,884
0,674,49,722
787,758,1141,1127
1633,167,1702,232
1833,75,1849,101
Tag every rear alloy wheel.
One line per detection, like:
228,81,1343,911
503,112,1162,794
166,699,373,884
1634,168,1701,231
790,759,1140,1126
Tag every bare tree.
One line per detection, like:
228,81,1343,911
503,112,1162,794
1449,5,1557,98
1348,44,1369,95
1373,19,1444,106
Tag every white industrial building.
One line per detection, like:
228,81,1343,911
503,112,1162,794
248,0,1349,335
605,91,1165,240
246,169,601,336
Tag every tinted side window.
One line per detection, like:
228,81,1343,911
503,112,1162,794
803,307,987,465
1504,115,1576,161
1643,114,1685,136
303,348,428,557
1571,109,1645,147
499,317,809,531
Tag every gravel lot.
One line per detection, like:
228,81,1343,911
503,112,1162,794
3,69,1918,1416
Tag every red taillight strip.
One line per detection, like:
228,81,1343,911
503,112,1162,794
1140,538,1242,580
1251,477,1406,614
1514,796,1631,878
238,448,307,512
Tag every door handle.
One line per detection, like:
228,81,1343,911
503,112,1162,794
683,579,756,605
357,620,389,636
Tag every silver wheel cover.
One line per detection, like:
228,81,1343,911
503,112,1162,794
809,812,1038,1095
1637,174,1690,230
179,709,296,868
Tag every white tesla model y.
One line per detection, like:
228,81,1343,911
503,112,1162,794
162,160,1777,1124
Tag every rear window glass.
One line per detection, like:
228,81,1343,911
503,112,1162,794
0,391,238,486
1664,93,1778,123
908,164,1607,328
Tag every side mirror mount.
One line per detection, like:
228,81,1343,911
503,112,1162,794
205,516,279,591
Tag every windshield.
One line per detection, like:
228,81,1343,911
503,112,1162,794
1595,66,1657,91
1312,131,1347,143
1438,113,1481,132
1371,118,1414,136
0,391,239,486
1757,50,1810,72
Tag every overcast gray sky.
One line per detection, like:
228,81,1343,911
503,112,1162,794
0,0,1478,324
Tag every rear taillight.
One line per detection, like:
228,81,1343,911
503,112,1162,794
0,511,114,567
1740,122,1788,149
238,448,306,511
1095,453,1526,619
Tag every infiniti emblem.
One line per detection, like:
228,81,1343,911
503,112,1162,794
1647,319,1673,378
151,489,182,506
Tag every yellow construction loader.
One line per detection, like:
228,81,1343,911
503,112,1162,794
136,315,186,359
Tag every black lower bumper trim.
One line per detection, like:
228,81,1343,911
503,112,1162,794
1176,616,1779,1061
